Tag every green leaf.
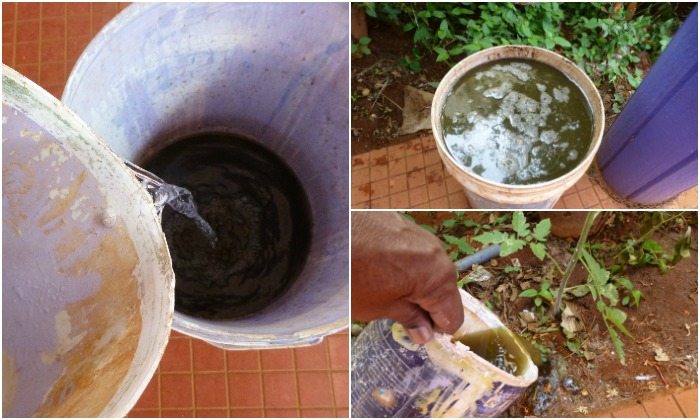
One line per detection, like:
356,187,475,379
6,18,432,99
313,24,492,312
581,249,609,288
403,22,415,32
473,231,509,245
500,237,526,256
519,289,539,298
359,36,372,46
554,36,572,48
607,326,626,365
512,212,529,237
532,219,551,241
442,218,456,228
414,26,431,45
616,276,633,290
622,296,630,306
443,234,475,255
419,224,436,234
601,283,619,306
535,296,543,307
642,240,663,254
568,285,591,298
566,339,581,353
631,289,642,306
434,47,449,62
529,242,546,261
505,265,521,273
607,308,633,338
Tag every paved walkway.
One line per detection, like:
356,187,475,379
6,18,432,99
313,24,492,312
589,386,697,418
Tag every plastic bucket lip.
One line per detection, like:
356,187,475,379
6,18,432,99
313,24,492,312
431,45,605,193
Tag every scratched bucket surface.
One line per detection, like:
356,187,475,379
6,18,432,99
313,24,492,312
62,3,349,349
351,290,538,418
2,66,174,417
431,45,605,209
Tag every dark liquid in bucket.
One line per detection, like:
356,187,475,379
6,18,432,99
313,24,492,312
144,133,312,319
441,59,593,184
457,327,530,376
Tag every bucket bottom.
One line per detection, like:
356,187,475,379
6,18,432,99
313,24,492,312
464,188,558,209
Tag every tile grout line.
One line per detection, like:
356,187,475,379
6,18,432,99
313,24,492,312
63,2,67,90
257,350,266,418
291,347,302,417
37,3,42,86
223,347,231,417
188,338,195,411
11,3,17,67
324,337,340,416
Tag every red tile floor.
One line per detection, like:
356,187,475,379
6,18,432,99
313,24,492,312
589,386,697,418
2,2,349,417
351,132,699,209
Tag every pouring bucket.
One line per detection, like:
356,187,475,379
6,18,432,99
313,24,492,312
2,65,173,417
351,289,538,418
62,3,349,349
431,45,605,208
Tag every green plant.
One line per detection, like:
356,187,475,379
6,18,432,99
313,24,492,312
472,211,554,263
519,281,554,312
352,36,373,57
362,2,681,114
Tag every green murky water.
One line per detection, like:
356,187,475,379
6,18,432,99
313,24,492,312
457,327,530,376
441,59,593,185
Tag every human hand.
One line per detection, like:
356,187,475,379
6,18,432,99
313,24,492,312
351,212,464,344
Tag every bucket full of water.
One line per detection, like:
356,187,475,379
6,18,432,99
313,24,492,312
3,65,173,417
431,45,605,208
62,3,348,349
351,289,538,418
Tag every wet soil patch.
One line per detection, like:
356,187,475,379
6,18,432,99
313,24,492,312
144,133,312,319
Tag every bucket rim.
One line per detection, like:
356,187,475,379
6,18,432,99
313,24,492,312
431,44,605,192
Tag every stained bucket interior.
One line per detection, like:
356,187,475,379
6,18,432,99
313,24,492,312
62,3,349,347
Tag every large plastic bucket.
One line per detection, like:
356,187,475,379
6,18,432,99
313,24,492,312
431,46,605,208
596,7,697,204
351,290,538,418
62,3,349,349
3,65,173,417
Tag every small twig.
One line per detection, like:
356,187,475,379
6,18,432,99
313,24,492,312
354,59,387,78
381,93,404,111
653,363,670,388
370,78,390,111
636,336,653,344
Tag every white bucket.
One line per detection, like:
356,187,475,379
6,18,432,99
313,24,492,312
62,3,349,349
431,46,605,208
2,65,173,417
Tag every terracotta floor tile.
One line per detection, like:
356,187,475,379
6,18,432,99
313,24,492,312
230,408,264,418
407,168,427,190
301,408,336,417
390,190,410,208
13,63,39,83
265,408,299,417
562,193,583,208
430,196,450,208
161,409,194,418
611,402,647,418
262,372,298,408
15,20,40,43
2,44,14,66
387,143,406,160
160,338,192,372
331,371,349,407
351,154,369,170
337,407,349,417
133,375,159,409
161,374,194,409
3,3,16,22
371,194,390,208
405,153,424,172
575,175,593,190
351,184,371,206
421,134,436,150
643,393,684,418
128,409,160,418
352,167,370,186
554,198,566,209
66,2,91,17
579,187,601,208
297,371,334,407
40,38,65,63
15,42,39,64
192,340,226,371
445,175,462,193
424,163,444,183
370,178,389,198
39,61,66,86
229,372,263,407
674,388,698,417
3,23,14,46
261,348,295,370
41,17,65,40
91,12,114,32
448,192,470,208
388,157,407,177
405,138,423,155
16,2,40,20
369,146,388,161
194,373,227,407
195,408,228,417
427,179,447,201
67,15,91,38
327,334,349,371
226,350,260,371
294,342,329,370
41,2,65,17
369,163,389,181
388,173,408,194
409,186,429,207
424,149,441,166
353,200,371,209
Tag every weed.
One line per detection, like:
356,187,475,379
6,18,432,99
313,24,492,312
352,36,373,57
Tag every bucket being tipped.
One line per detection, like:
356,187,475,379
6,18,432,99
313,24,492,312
351,289,538,418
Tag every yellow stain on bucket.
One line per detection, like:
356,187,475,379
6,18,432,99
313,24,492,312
35,225,143,417
3,351,18,416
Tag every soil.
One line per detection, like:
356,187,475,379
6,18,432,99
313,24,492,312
351,16,654,156
407,211,698,417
